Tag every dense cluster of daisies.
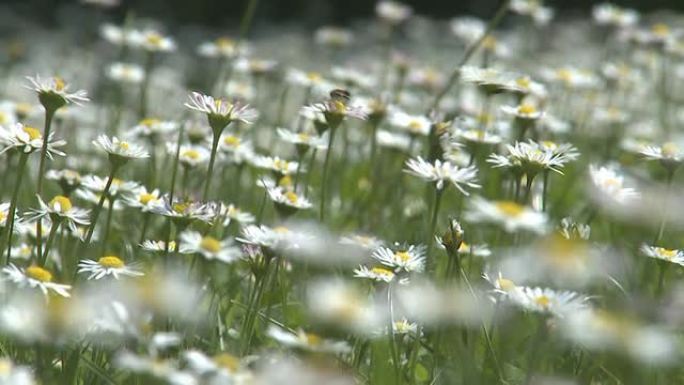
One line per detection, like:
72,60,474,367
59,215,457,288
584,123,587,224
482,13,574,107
0,0,683,384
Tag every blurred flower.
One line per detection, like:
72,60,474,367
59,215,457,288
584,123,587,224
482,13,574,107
2,264,71,298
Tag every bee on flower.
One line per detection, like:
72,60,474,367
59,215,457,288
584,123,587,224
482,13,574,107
304,89,367,129
77,255,144,280
2,264,71,298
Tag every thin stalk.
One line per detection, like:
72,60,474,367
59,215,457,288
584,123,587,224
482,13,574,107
541,170,550,212
39,220,61,267
4,152,29,264
168,122,186,204
35,107,56,262
138,212,151,245
138,52,155,119
302,149,317,198
319,126,338,222
427,187,445,258
203,132,222,201
653,169,675,245
100,198,116,254
83,166,119,244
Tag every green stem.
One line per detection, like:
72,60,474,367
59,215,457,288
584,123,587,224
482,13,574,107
319,126,338,222
35,107,56,263
83,166,119,244
138,212,151,246
168,122,185,204
203,132,222,201
138,52,155,119
4,152,29,264
39,219,61,267
427,187,444,258
100,198,116,254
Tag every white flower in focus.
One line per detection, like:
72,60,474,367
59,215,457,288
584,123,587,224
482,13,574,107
2,264,71,297
77,255,144,280
404,156,480,193
94,135,149,164
0,123,65,156
179,231,242,263
372,244,426,273
640,244,684,266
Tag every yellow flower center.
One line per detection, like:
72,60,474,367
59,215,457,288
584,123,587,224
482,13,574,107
223,135,240,147
274,226,290,234
662,142,679,157
297,133,310,142
408,120,423,132
556,68,573,84
22,126,42,140
98,256,125,268
49,195,72,213
173,202,190,214
26,265,53,282
482,35,497,50
656,247,678,260
652,23,670,38
278,175,293,188
395,251,411,263
140,118,160,126
284,191,299,204
182,149,200,160
535,295,551,308
118,141,130,150
200,236,222,253
54,77,65,91
518,103,537,115
495,201,525,217
213,353,239,373
216,37,235,49
516,77,531,88
273,159,290,172
496,278,515,291
139,193,156,205
305,332,322,346
0,360,11,375
146,32,163,46
306,72,322,82
371,266,394,277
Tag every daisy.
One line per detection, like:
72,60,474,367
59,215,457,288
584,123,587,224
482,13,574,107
483,271,518,297
276,128,329,151
377,129,411,152
451,128,503,147
488,140,578,175
389,111,431,136
593,3,639,28
304,90,367,129
140,240,179,253
197,37,248,58
404,156,480,193
179,231,242,263
94,135,149,166
641,142,683,171
45,169,82,195
372,244,426,273
252,155,299,176
151,197,215,227
2,264,71,297
122,186,163,212
185,92,258,132
77,255,144,280
219,133,255,163
267,188,313,213
237,224,297,250
80,175,140,200
0,123,65,156
285,69,332,91
509,287,589,317
132,29,176,52
128,118,177,141
0,202,13,228
588,164,639,205
340,234,384,250
376,1,413,24
450,16,485,43
267,325,351,353
315,26,353,48
107,62,145,84
100,23,137,46
465,196,548,233
233,57,279,76
25,75,89,109
25,195,90,233
510,0,554,25
500,102,544,121
172,144,210,168
353,265,396,283
218,203,255,226
0,358,36,385
640,245,684,266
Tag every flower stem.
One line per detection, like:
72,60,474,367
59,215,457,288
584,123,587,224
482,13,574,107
319,126,338,222
203,132,222,201
427,187,444,258
168,122,185,204
100,197,116,254
35,107,56,263
4,152,28,264
83,166,119,244
39,220,61,267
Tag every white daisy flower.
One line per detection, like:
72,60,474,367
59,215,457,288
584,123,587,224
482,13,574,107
593,3,639,27
267,325,351,353
107,62,145,84
588,164,640,206
179,231,242,263
353,265,396,283
80,175,140,199
267,188,313,212
140,240,179,253
25,75,89,106
276,128,329,150
640,244,684,266
500,103,544,121
340,234,384,250
128,118,177,140
123,186,163,212
404,156,480,193
371,244,426,273
509,286,589,317
197,37,248,58
0,357,36,385
389,111,431,136
185,92,258,131
77,255,144,280
94,135,149,164
0,202,13,228
376,1,413,24
218,203,255,226
488,140,579,175
0,123,65,156
2,264,71,297
237,224,297,250
131,29,176,52
465,196,548,233
314,26,353,48
252,155,299,176
24,195,90,233
150,197,215,226
171,144,210,168
377,129,411,152
641,141,683,169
